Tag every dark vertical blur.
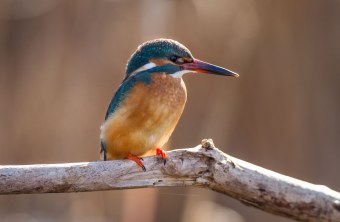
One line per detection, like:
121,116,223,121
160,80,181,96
0,0,339,221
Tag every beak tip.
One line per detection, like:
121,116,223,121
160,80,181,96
225,70,239,78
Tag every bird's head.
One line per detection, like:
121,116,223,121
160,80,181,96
125,38,239,78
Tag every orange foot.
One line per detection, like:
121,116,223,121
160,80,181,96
127,153,146,171
156,148,167,165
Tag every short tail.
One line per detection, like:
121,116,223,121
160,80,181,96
100,140,107,161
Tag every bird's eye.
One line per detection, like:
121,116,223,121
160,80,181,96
170,55,185,64
170,55,178,63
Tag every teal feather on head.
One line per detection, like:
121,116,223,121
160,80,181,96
125,39,193,76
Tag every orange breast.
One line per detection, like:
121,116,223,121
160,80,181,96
101,73,187,160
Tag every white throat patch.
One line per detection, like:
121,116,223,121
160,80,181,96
170,70,191,78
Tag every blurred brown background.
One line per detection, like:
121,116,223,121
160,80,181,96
0,0,339,221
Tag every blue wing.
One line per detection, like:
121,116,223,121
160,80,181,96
100,71,152,160
104,71,152,120
104,79,134,120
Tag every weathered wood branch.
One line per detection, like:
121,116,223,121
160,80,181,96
0,139,339,221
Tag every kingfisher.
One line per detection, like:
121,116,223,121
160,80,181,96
100,39,238,171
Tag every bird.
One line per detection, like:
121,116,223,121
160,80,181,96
100,38,238,171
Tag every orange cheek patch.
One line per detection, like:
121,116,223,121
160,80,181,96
149,58,172,66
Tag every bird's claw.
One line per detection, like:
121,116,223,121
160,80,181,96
156,148,167,165
127,153,146,171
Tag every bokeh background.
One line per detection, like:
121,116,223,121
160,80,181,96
0,0,339,221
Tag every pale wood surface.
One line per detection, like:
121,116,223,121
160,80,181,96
1,140,339,222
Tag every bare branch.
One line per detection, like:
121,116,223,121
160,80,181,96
1,140,339,221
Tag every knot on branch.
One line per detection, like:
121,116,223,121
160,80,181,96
201,138,215,150
161,149,212,179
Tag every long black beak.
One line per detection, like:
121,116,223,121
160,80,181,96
183,59,239,77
